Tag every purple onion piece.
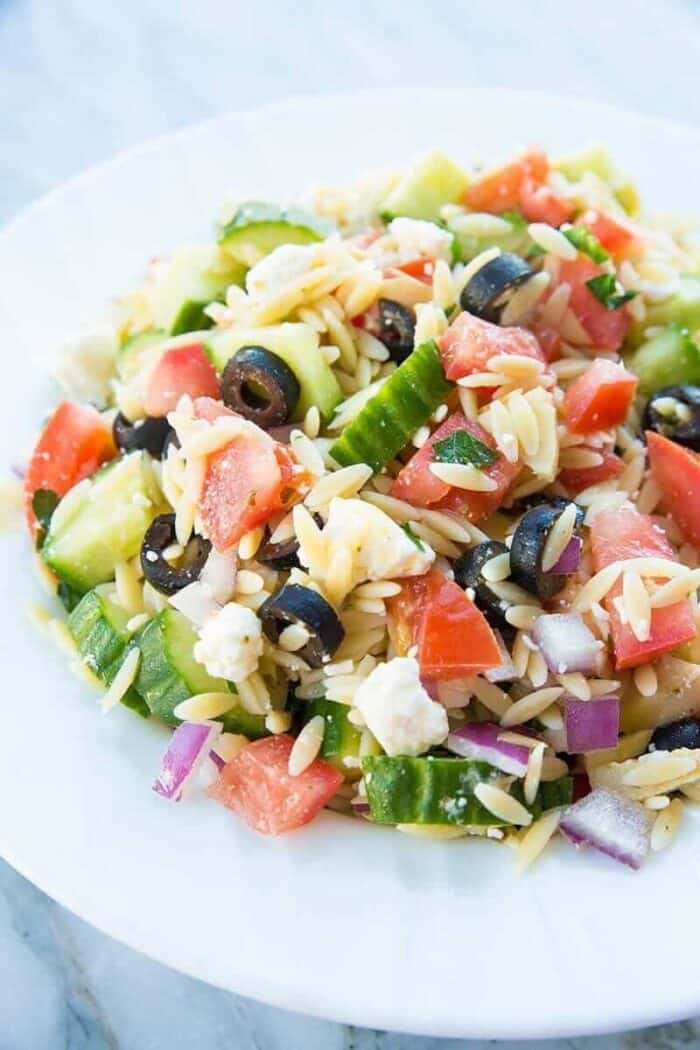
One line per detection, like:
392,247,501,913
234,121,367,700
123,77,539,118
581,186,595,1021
11,463,26,481
447,722,532,777
485,630,517,683
560,788,653,870
532,612,602,675
420,677,440,703
153,720,223,801
565,696,619,753
549,535,582,575
209,749,226,771
351,797,371,815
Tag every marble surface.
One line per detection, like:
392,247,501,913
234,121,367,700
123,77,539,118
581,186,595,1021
3,0,700,1046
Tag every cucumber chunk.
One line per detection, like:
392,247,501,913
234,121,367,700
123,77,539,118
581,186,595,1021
553,145,639,215
362,755,572,825
117,330,167,382
219,202,332,267
206,322,341,422
330,340,453,472
304,697,366,777
43,453,164,592
626,324,700,397
628,276,700,348
145,245,246,335
68,587,149,717
133,608,265,735
379,151,469,223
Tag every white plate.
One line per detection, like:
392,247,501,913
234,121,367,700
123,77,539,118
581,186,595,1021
2,88,700,1040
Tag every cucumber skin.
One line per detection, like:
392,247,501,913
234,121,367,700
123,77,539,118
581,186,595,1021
133,608,266,736
626,324,700,396
170,300,216,337
305,698,363,774
362,755,572,826
219,202,333,266
330,341,454,472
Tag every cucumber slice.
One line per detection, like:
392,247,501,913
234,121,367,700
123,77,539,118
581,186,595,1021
206,322,342,422
145,245,246,335
304,697,364,776
626,324,700,397
68,587,149,717
117,330,167,382
379,151,469,223
219,202,332,267
629,276,700,348
133,608,265,735
43,452,163,592
329,340,453,472
362,755,572,826
553,145,639,215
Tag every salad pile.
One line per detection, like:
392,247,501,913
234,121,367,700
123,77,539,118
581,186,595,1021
23,144,700,869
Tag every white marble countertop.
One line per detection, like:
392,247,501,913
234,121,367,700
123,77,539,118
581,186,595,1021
3,0,700,1046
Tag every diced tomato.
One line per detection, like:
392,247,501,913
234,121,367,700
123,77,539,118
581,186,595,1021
394,257,436,283
555,258,630,351
577,209,640,258
558,449,624,494
194,397,308,551
390,412,519,523
518,177,575,226
464,149,549,214
564,359,638,435
209,735,343,835
532,323,562,363
387,570,502,680
438,311,545,382
591,506,696,669
24,401,116,533
144,343,220,417
647,431,700,547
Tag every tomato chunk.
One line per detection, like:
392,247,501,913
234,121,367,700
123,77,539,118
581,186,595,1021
24,401,115,533
194,398,307,551
556,258,630,351
464,149,549,214
564,359,638,435
438,311,545,382
394,257,436,283
145,343,220,417
532,323,562,363
518,177,574,226
647,431,700,547
558,449,624,494
209,735,343,835
591,506,696,669
387,570,502,680
577,209,640,258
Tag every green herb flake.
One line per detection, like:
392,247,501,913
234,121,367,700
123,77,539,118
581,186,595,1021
585,272,638,310
432,429,498,468
562,225,609,263
501,211,527,231
526,244,547,260
401,523,426,550
31,488,59,549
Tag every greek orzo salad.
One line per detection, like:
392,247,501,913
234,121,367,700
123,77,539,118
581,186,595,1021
19,144,700,869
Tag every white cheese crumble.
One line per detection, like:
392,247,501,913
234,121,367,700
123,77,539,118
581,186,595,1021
353,657,448,757
54,324,118,406
386,218,454,263
245,243,318,299
194,602,263,682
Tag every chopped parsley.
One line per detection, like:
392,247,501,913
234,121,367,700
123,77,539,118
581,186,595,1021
585,272,638,310
31,488,59,549
562,224,609,263
501,211,527,231
401,522,425,549
432,429,498,468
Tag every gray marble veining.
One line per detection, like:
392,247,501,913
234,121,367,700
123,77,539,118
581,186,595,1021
3,0,700,1046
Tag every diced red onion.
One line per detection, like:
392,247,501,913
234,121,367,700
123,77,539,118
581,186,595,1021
420,676,440,703
485,630,517,683
11,463,25,480
268,424,296,444
560,788,653,870
447,722,532,777
209,749,226,771
565,696,619,753
351,796,371,815
153,720,222,801
532,612,602,675
549,535,582,575
169,581,220,626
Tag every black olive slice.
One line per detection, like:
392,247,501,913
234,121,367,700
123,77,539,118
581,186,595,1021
650,717,700,752
459,253,535,323
140,513,212,596
113,412,172,459
257,513,324,571
370,299,416,363
259,583,344,668
453,540,511,628
220,346,300,428
642,384,700,451
509,503,584,601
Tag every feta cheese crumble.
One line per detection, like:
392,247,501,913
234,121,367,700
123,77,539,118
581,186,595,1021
194,602,263,682
245,243,318,299
54,324,118,406
353,657,448,757
386,218,454,263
